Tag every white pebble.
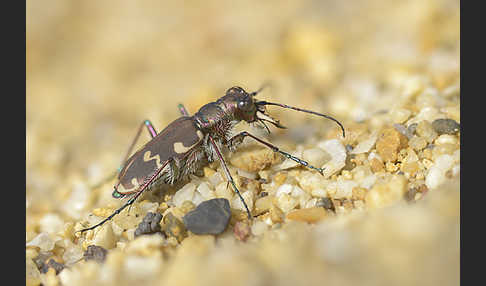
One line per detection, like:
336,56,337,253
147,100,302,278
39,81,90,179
192,191,205,206
275,183,293,197
350,132,378,154
39,214,64,234
276,193,298,213
140,202,159,213
425,154,455,189
317,139,347,178
360,175,377,189
26,232,56,251
91,223,116,249
311,188,327,198
172,182,196,207
435,134,458,145
334,180,358,199
196,182,216,200
303,148,331,167
62,245,84,266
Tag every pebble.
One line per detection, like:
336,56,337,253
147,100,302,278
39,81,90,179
134,212,163,237
316,197,335,211
393,123,413,139
39,259,65,275
62,245,84,266
311,188,327,197
26,258,41,285
376,127,408,162
251,221,268,236
369,158,385,173
172,182,196,207
89,223,116,249
163,212,187,242
286,207,327,223
269,203,285,223
317,139,347,178
276,193,298,213
183,198,231,235
254,195,273,215
83,245,108,263
302,148,331,167
425,154,455,189
233,220,251,241
390,108,412,123
365,175,408,209
230,148,279,172
416,120,438,143
435,134,458,145
408,136,428,151
431,118,460,135
196,182,216,200
275,183,293,197
350,132,378,154
26,232,57,252
39,214,64,234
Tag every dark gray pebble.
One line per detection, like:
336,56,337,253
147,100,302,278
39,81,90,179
183,198,231,235
135,212,163,237
316,197,335,212
40,259,65,275
83,245,108,263
431,119,460,135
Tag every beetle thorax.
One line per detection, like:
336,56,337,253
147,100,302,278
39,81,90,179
194,100,239,142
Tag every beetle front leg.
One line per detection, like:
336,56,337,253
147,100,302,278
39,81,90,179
229,131,325,175
208,135,252,219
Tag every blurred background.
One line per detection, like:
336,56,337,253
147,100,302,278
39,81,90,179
27,0,459,285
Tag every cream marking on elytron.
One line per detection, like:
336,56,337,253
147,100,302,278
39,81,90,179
173,130,204,154
143,150,163,168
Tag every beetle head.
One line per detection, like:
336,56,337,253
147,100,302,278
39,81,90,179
222,85,285,132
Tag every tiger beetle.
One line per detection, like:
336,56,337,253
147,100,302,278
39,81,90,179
78,86,345,233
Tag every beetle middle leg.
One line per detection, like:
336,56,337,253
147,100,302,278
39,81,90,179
228,131,325,175
208,135,252,219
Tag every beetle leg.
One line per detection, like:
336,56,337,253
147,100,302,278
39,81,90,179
228,131,325,175
121,119,158,164
208,135,252,219
177,104,190,116
78,159,171,234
